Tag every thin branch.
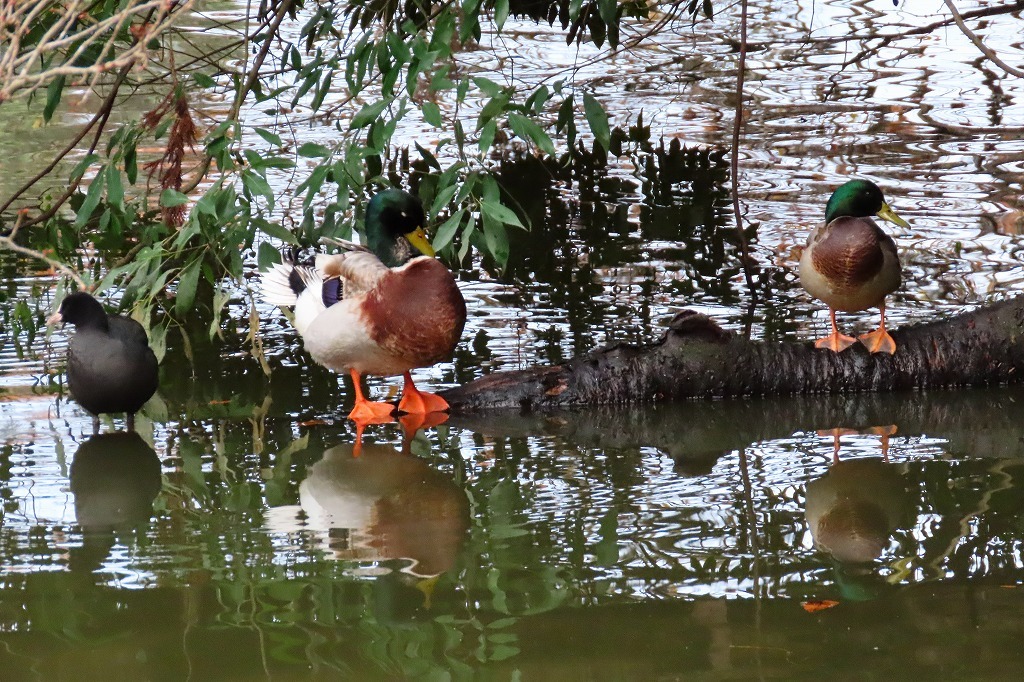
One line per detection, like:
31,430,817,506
943,0,1024,79
834,0,1024,70
179,0,294,194
0,0,197,103
731,0,757,314
4,63,133,230
0,215,88,290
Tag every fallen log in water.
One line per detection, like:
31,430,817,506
441,296,1024,413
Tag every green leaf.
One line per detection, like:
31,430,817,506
260,221,300,245
44,75,65,123
481,212,510,267
507,113,555,156
433,208,465,252
422,101,442,127
310,70,333,111
297,142,332,158
175,260,202,316
457,173,478,203
480,199,524,229
241,169,274,208
414,142,442,170
194,189,220,218
125,146,137,184
458,213,476,263
525,85,551,114
160,189,190,207
105,164,124,207
495,0,510,30
472,77,503,98
583,92,611,153
478,119,497,153
148,324,167,364
430,183,460,218
253,127,282,146
74,173,106,228
479,93,511,125
350,99,390,129
69,154,100,182
193,72,216,89
257,242,281,270
598,0,617,23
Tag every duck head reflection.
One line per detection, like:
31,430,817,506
267,436,469,579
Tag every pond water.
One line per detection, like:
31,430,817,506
2,0,1024,679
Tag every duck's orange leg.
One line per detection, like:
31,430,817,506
869,424,898,461
858,301,897,355
397,371,450,415
814,309,857,352
346,368,396,422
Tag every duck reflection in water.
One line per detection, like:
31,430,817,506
266,423,469,603
806,428,913,565
69,431,162,572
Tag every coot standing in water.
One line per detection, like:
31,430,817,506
47,292,159,433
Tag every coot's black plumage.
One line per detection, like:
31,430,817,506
48,292,159,432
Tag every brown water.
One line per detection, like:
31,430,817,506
2,0,1024,679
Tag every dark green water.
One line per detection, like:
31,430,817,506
3,0,1024,679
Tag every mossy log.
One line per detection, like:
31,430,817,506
441,296,1024,413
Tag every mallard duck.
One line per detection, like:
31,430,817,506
799,179,909,354
262,189,466,421
47,292,159,433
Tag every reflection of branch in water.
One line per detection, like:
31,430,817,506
449,388,1024,470
922,459,1015,576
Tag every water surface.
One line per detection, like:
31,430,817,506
2,0,1024,678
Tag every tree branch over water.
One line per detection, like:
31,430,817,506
442,296,1024,412
0,0,196,103
942,0,1024,79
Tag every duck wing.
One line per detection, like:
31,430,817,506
315,250,390,299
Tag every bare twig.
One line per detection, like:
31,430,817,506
0,214,88,290
731,0,757,314
0,0,197,103
942,0,1024,79
2,62,133,231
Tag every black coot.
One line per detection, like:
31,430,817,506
48,292,159,432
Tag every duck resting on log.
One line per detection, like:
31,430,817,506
440,296,1024,413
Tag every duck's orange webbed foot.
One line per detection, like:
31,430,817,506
346,369,397,422
347,400,396,422
398,411,449,435
814,332,857,353
397,371,450,415
813,309,856,353
858,302,897,355
858,327,897,354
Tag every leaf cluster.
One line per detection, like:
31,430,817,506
1,0,719,359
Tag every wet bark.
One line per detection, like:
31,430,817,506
441,296,1024,413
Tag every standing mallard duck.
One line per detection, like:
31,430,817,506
262,189,466,421
800,180,910,354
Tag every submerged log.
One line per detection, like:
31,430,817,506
441,295,1024,412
